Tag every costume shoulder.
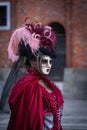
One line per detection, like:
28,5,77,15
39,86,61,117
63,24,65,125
7,72,43,130
9,72,40,106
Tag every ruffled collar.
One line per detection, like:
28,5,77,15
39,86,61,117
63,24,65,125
27,68,48,80
27,68,64,108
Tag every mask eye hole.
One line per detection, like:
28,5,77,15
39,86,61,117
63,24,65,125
41,59,48,64
50,59,52,65
41,59,53,65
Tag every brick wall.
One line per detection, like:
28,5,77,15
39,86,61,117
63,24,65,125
0,0,17,67
0,0,87,67
72,0,87,67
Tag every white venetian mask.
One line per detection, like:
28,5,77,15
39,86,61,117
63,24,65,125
39,55,52,75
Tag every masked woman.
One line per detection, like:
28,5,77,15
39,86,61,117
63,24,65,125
7,18,64,130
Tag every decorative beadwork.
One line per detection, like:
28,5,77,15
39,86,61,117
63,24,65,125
42,87,63,130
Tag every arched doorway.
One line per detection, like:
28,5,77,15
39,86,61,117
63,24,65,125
48,22,66,81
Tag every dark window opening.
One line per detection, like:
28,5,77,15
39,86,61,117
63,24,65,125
0,6,7,26
48,22,66,81
49,22,66,34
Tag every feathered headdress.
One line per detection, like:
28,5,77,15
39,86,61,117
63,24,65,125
8,17,56,62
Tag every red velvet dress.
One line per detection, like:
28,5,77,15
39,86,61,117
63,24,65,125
7,68,64,130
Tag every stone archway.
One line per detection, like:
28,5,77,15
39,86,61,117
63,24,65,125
48,22,66,81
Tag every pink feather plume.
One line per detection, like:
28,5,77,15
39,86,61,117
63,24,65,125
8,18,56,62
8,27,40,62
